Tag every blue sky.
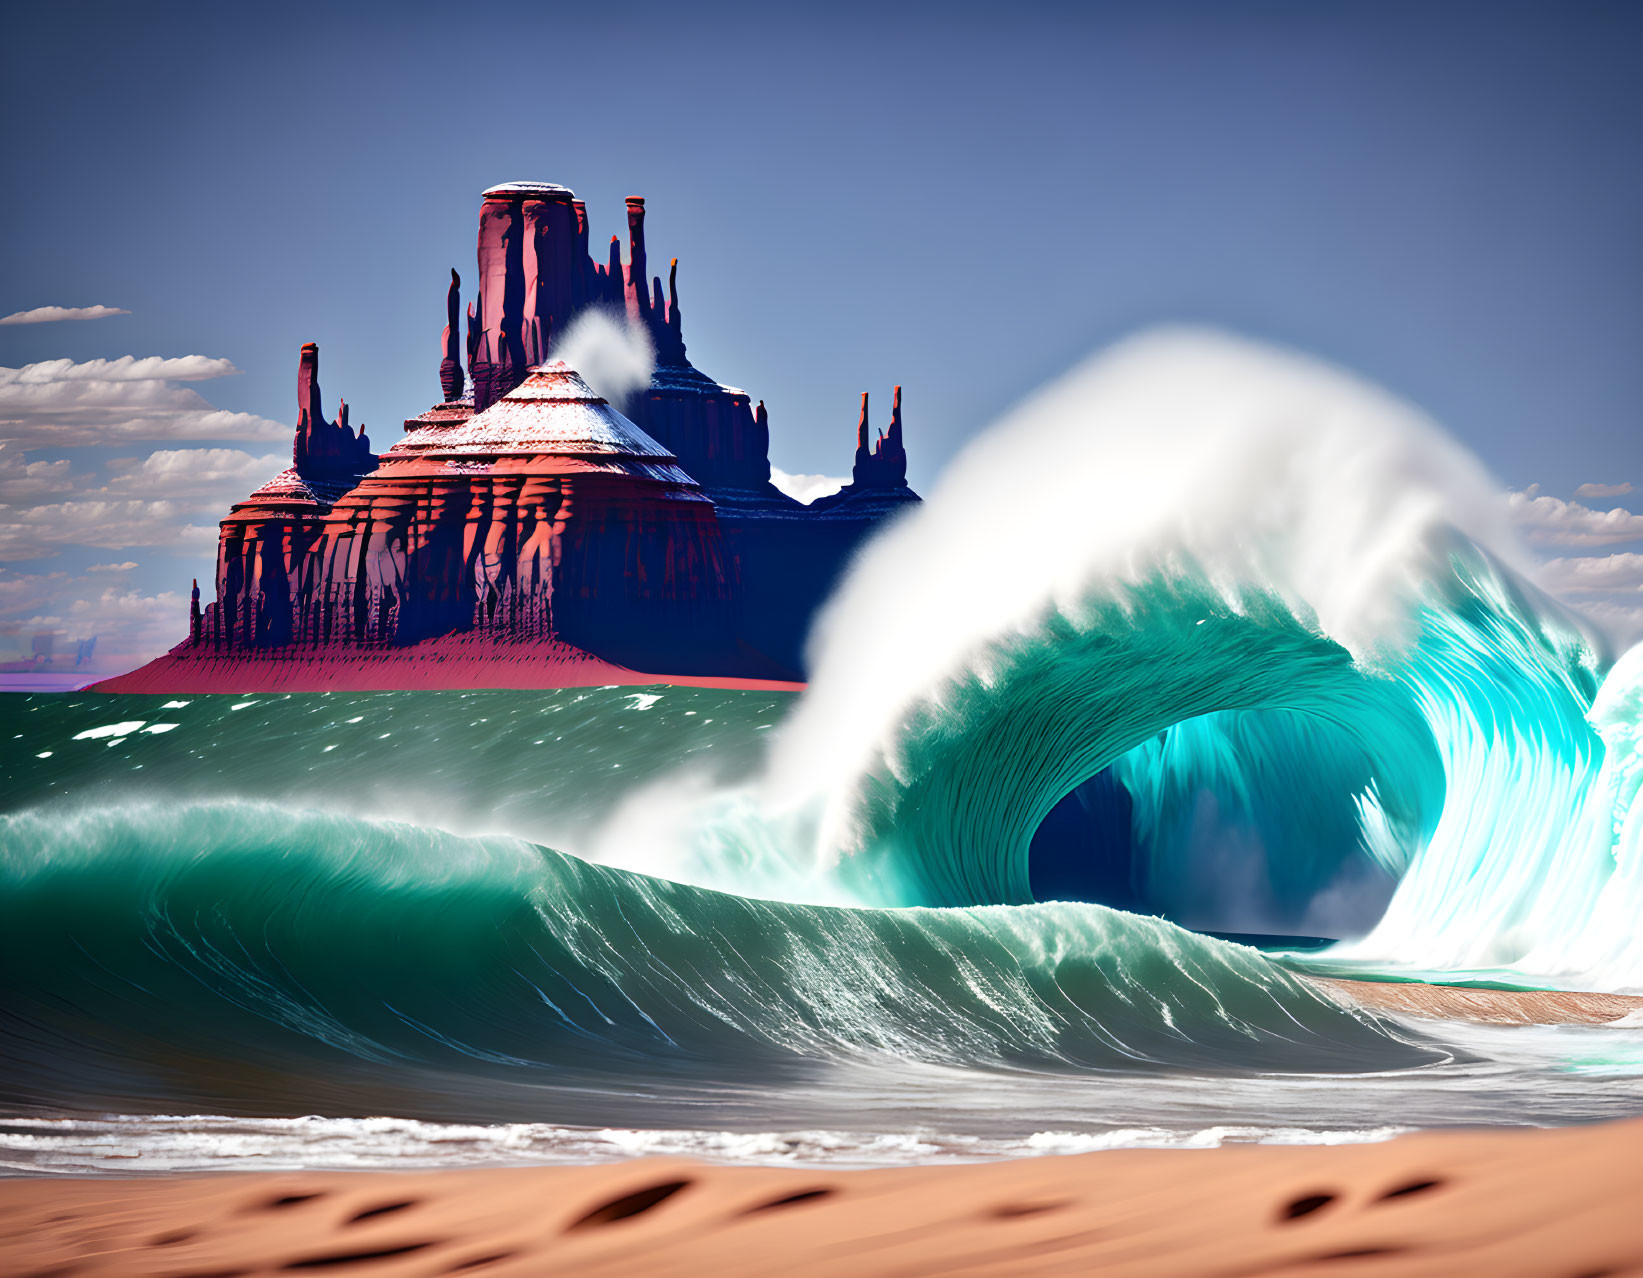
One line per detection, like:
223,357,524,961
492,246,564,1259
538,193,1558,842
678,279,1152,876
1,0,1639,676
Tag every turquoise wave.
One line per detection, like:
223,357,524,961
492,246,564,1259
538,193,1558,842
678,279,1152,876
833,577,1445,910
824,545,1641,992
0,801,1438,1120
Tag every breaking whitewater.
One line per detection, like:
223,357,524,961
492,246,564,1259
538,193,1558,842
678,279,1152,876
3,330,1641,1175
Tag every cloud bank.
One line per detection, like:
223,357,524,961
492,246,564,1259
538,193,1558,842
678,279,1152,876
1537,553,1643,595
0,356,288,447
102,448,284,499
0,305,130,326
0,569,187,675
1506,486,1643,647
0,447,75,504
1574,481,1634,500
770,467,847,505
0,500,219,562
1506,488,1643,548
0,350,293,680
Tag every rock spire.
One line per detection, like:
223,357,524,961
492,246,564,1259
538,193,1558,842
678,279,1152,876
293,343,374,479
849,386,908,489
440,269,465,402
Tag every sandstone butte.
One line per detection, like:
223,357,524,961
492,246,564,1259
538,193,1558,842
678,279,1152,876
95,182,919,694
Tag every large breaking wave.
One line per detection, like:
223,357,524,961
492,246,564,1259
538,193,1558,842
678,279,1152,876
758,330,1643,994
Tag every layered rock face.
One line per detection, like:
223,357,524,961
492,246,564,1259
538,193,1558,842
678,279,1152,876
213,344,375,651
324,363,734,672
116,180,921,689
203,359,735,674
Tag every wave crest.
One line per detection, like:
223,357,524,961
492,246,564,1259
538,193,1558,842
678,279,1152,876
763,330,1638,993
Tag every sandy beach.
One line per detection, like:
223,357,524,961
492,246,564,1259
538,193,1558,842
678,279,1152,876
3,1117,1640,1277
1310,977,1643,1026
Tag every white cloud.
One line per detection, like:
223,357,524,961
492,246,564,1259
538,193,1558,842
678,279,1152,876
771,466,847,504
1561,597,1643,649
67,585,186,629
1574,481,1634,500
1,444,275,576
2,355,239,383
0,445,75,504
1537,553,1643,595
102,448,285,499
0,571,188,677
1507,489,1643,547
0,356,288,447
0,354,284,679
0,305,130,326
0,569,66,616
0,500,219,561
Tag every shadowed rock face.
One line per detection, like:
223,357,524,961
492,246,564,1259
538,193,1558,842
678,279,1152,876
144,180,923,686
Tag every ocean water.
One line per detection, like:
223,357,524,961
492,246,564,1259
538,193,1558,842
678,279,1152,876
1,668,1639,1177
3,330,1642,1174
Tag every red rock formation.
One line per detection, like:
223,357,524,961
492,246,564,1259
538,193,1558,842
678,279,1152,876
90,631,803,694
328,362,735,669
190,357,744,676
101,180,922,691
292,343,373,477
474,182,600,410
474,183,778,506
523,190,580,351
439,269,464,403
209,345,375,651
811,385,916,513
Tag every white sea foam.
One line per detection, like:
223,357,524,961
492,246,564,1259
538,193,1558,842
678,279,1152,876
73,721,145,740
768,328,1532,824
551,307,655,409
0,1113,1409,1176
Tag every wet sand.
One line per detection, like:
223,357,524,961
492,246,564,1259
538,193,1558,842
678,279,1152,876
1309,976,1643,1025
3,1117,1641,1277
